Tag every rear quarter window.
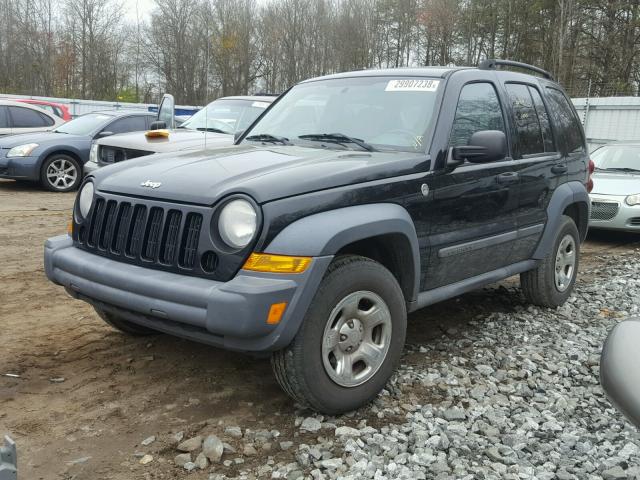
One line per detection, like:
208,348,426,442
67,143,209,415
545,87,585,154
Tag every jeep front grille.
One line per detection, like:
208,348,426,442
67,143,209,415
590,201,619,221
78,197,204,272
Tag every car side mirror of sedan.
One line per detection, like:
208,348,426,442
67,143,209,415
96,131,113,139
601,317,640,428
451,130,507,165
149,121,167,131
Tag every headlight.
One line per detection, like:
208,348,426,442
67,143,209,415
7,143,38,157
89,144,98,163
76,182,94,221
626,194,640,206
218,199,257,249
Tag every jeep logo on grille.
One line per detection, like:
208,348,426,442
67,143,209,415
140,180,162,189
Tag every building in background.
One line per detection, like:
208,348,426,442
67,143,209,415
572,97,640,150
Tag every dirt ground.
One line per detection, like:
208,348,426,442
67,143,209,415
1,178,639,480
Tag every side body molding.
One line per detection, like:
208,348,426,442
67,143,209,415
533,181,590,259
265,203,421,302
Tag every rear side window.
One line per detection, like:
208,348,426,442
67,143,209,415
0,107,8,128
545,87,585,154
449,82,506,147
107,116,148,134
505,84,555,156
8,106,49,128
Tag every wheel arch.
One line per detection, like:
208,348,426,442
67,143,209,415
264,203,421,304
533,181,590,259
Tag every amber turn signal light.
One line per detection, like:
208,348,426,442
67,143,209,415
67,220,74,236
145,129,170,138
267,302,287,324
243,253,311,273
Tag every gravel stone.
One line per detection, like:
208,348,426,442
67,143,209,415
300,417,322,432
195,452,209,469
174,453,191,467
203,435,224,462
140,435,156,446
224,426,243,438
177,435,203,452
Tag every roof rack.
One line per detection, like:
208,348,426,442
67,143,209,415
478,59,554,81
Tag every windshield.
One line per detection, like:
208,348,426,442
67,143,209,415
244,76,441,152
592,145,640,171
55,113,112,136
181,99,270,134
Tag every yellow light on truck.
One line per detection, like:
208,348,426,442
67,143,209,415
145,129,170,138
267,302,287,324
243,253,311,274
67,220,74,236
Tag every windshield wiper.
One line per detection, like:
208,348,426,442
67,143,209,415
600,167,640,173
298,133,377,152
245,134,292,145
196,127,230,134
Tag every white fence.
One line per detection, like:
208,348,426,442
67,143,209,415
0,93,201,118
572,97,640,149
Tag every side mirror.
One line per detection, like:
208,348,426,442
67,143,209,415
601,318,640,427
451,130,507,164
234,130,245,144
96,131,113,139
149,121,167,131
157,93,175,130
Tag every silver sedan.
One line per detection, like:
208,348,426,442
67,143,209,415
589,144,640,232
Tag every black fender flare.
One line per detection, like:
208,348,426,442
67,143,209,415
265,203,421,302
533,181,590,259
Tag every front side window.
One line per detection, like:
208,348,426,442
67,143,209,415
182,99,270,135
245,77,442,152
107,116,148,134
9,106,48,128
449,82,505,147
545,87,585,154
592,145,640,172
0,107,8,128
55,113,113,136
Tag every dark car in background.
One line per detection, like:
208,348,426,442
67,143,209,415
84,95,274,174
0,110,156,192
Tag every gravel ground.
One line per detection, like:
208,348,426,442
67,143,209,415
195,252,640,480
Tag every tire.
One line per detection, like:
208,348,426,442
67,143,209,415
40,154,81,192
271,255,407,414
94,307,157,336
520,215,580,308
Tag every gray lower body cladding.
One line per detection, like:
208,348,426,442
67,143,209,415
44,235,332,352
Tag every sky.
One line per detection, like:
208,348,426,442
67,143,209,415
123,0,157,22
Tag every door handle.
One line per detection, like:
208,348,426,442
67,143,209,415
551,164,568,174
496,172,519,184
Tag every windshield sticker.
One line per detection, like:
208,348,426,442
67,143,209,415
252,101,270,109
385,79,440,92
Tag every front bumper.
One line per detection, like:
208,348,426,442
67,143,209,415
83,160,100,176
0,155,40,180
44,235,332,352
589,194,640,231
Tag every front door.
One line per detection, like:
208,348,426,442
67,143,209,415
426,80,520,290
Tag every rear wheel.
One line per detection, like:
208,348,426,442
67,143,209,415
520,215,580,307
94,308,157,336
40,154,81,192
271,255,407,414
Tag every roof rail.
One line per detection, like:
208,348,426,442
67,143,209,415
478,59,554,81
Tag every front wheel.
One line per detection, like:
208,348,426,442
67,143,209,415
520,215,580,307
40,154,81,192
271,255,407,414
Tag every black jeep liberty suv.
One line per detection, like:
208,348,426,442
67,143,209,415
45,60,592,414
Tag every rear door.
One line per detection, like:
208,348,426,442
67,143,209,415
426,75,520,289
500,80,564,263
8,105,55,134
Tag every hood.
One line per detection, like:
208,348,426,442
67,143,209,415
0,131,84,148
592,171,640,196
93,145,427,205
97,128,231,153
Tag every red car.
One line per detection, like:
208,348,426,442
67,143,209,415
16,99,71,121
